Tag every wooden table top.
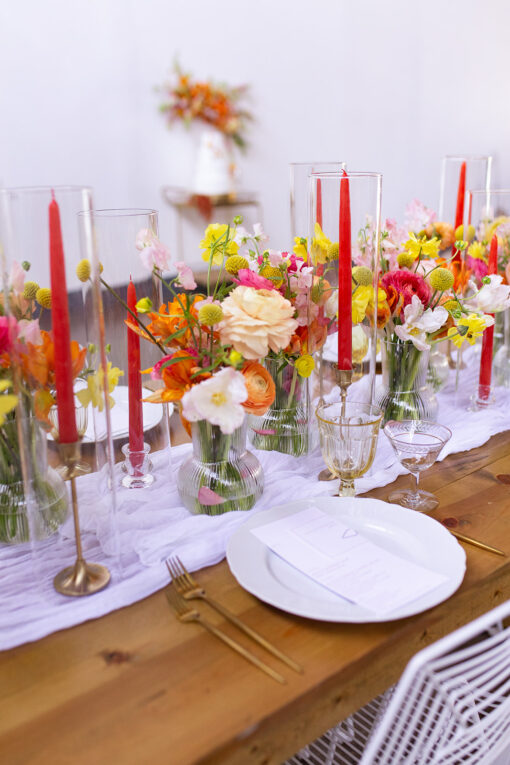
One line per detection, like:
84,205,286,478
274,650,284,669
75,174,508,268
2,430,510,765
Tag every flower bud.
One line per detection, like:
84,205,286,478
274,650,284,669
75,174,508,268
135,297,153,313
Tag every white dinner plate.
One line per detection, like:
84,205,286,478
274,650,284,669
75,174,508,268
49,385,170,443
226,497,466,623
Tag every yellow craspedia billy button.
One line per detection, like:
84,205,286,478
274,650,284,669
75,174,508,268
429,268,454,292
198,303,224,326
397,252,416,268
36,287,52,309
23,281,39,300
224,255,249,275
260,264,283,287
295,354,315,378
76,259,91,282
326,242,339,260
352,266,373,286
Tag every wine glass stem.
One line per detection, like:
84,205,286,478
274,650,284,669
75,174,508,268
407,471,421,506
339,478,355,497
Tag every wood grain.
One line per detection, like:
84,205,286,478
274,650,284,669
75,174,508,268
2,431,510,765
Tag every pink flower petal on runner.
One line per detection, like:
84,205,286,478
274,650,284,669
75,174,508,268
197,486,225,506
253,428,276,435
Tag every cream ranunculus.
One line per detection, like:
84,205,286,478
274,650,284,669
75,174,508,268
219,286,298,359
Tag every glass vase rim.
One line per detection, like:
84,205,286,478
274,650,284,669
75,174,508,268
77,208,158,218
0,185,93,196
384,419,452,444
441,154,492,162
468,188,510,196
315,402,382,426
382,338,426,349
310,171,382,180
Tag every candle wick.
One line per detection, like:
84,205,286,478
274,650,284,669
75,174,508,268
51,188,56,201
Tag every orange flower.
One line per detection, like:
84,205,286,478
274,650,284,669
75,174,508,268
437,258,472,294
147,294,205,350
21,331,86,389
383,284,404,318
426,222,455,250
241,362,275,416
286,320,327,356
144,350,210,404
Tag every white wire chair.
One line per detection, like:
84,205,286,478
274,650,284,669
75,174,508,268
286,600,510,765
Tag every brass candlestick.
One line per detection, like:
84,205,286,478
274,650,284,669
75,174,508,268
318,368,353,481
53,441,110,597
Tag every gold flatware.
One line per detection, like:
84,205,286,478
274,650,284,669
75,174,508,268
164,565,286,684
167,557,303,674
448,529,506,557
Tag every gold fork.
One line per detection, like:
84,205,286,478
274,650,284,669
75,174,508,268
164,565,286,684
167,556,303,674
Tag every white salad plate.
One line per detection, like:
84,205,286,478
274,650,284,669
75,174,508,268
226,496,466,623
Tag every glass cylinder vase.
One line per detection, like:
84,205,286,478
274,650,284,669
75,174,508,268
289,161,345,242
177,420,263,515
0,417,68,545
248,357,311,456
377,339,437,425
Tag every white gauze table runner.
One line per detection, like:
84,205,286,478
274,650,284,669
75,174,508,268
2,357,510,650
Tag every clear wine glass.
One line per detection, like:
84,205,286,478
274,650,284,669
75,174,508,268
316,402,382,497
384,420,452,512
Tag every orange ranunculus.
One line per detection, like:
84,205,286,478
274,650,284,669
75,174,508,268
437,258,472,294
147,294,205,350
241,361,275,416
383,284,404,317
21,330,86,389
285,319,327,357
143,350,210,404
366,296,391,329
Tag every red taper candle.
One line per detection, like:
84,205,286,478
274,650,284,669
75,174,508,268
49,193,79,444
338,170,352,370
452,161,466,263
478,234,498,400
127,279,144,451
316,178,323,229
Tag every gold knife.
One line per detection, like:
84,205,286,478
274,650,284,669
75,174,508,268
448,529,506,557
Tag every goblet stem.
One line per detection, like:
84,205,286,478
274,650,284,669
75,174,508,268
405,471,422,508
339,478,355,497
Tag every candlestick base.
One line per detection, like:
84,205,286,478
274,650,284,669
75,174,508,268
53,441,111,597
121,442,154,488
469,385,496,411
318,369,354,481
54,559,111,597
55,440,91,480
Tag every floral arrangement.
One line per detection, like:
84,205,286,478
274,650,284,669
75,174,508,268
159,63,251,148
0,261,122,542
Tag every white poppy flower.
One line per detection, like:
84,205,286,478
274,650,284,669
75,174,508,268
394,295,448,350
181,368,248,434
465,274,510,314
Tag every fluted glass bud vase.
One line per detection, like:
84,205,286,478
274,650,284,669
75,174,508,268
377,340,437,425
177,420,264,515
248,358,312,456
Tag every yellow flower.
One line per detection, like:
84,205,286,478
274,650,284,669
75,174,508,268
135,297,153,313
447,314,487,348
428,268,454,292
260,264,284,287
0,380,17,425
36,287,52,309
295,354,315,378
76,259,91,282
310,223,331,265
352,266,373,286
397,251,416,268
404,233,440,260
352,285,372,324
293,237,308,262
486,216,510,242
76,363,124,411
200,223,238,265
225,255,249,275
198,303,223,326
23,281,39,300
352,325,369,363
467,241,487,262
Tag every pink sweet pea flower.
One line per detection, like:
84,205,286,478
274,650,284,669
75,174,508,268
135,229,171,271
174,261,197,290
17,318,41,345
233,269,275,290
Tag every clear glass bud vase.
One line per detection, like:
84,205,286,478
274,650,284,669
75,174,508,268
248,358,312,456
377,340,437,425
0,417,68,545
177,420,264,515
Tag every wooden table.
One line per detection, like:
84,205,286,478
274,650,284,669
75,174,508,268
2,431,510,765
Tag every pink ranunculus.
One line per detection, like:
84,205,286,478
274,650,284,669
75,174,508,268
381,269,432,313
287,253,305,273
150,354,175,380
174,261,197,290
233,269,275,290
0,316,15,354
466,256,488,286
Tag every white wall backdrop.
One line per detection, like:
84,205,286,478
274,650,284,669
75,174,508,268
1,0,509,258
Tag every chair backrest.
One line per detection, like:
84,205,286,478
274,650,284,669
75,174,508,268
360,600,510,765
